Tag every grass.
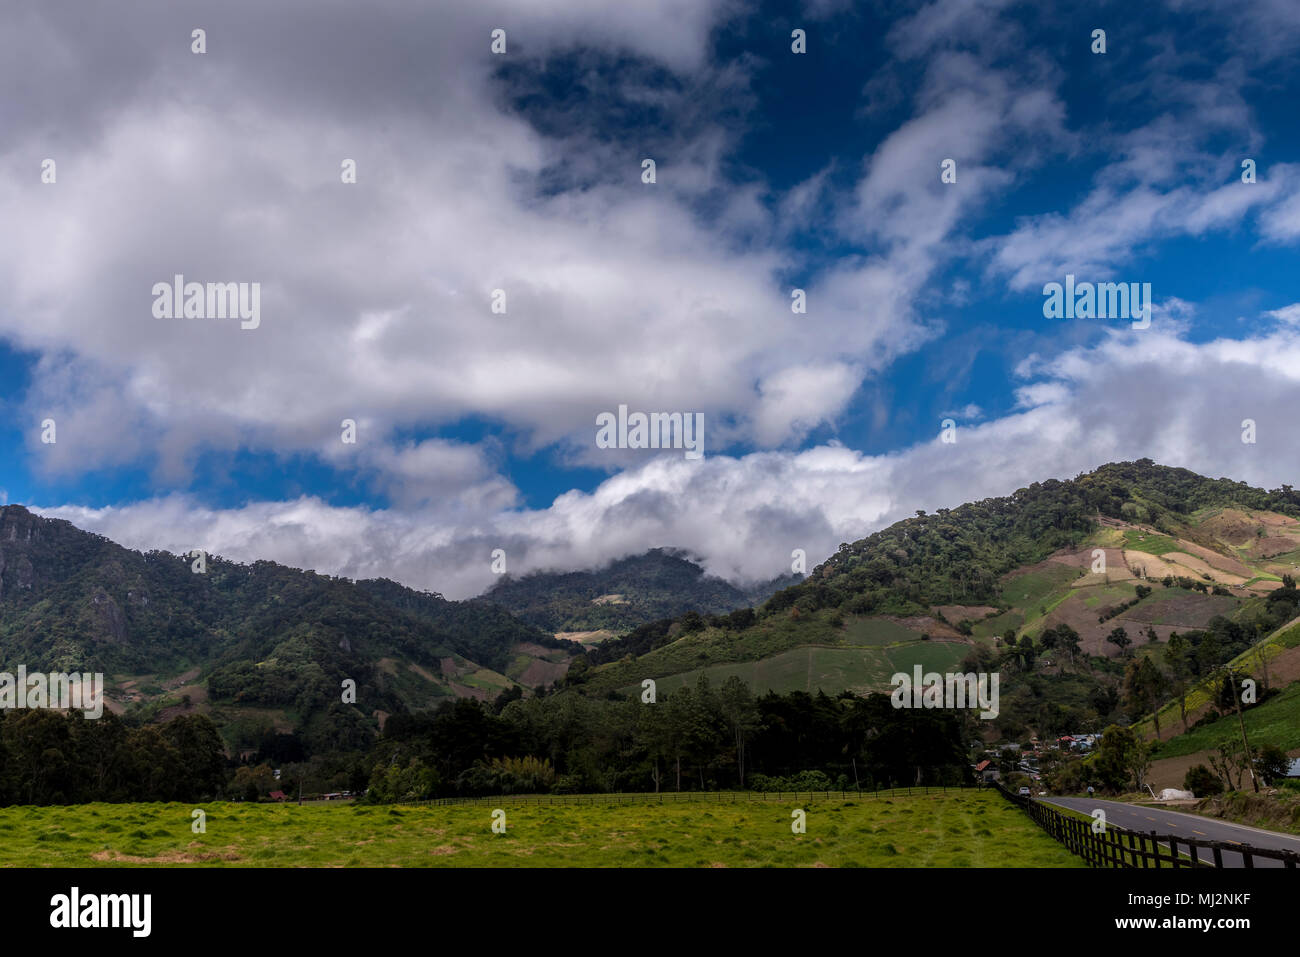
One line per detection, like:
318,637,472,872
974,565,1081,640
1121,530,1184,556
841,616,921,646
0,790,1084,868
1150,680,1300,760
1133,615,1300,737
633,640,970,697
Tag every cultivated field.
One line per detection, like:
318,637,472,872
0,790,1083,868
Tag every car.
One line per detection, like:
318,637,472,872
1018,786,1031,796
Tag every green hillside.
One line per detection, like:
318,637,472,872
0,504,566,752
569,461,1300,745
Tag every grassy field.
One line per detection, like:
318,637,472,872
0,790,1083,868
1120,529,1184,556
636,640,969,697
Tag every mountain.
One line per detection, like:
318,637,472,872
6,460,1300,762
570,461,1300,743
0,505,571,750
479,547,800,635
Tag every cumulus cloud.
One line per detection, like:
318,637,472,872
0,0,957,491
37,322,1300,598
9,0,1300,603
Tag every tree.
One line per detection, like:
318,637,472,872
1163,634,1192,733
1054,625,1081,670
1213,667,1261,793
1106,627,1132,657
1256,743,1290,785
232,763,276,801
1208,740,1248,792
162,714,230,801
717,676,759,788
1124,656,1168,738
1092,724,1151,793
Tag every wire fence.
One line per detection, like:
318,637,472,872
396,783,972,809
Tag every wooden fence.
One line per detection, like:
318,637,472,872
996,784,1300,869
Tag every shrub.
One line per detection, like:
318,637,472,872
1184,764,1222,796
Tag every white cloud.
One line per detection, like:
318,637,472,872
38,322,1300,598
1265,303,1300,325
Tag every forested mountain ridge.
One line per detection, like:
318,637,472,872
776,459,1300,618
480,547,800,633
0,504,563,738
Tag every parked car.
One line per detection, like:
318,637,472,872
1018,786,1031,796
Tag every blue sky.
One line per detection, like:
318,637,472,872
2,0,1300,598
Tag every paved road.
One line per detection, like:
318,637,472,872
1039,796,1300,868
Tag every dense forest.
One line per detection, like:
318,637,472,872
480,547,798,632
0,679,971,805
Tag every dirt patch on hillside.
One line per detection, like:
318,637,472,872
163,668,201,689
1039,594,1129,656
1046,548,1090,568
448,682,491,701
407,662,439,683
1061,549,1135,586
890,615,964,640
1260,644,1300,686
518,656,569,687
515,641,560,657
1162,552,1248,585
1124,550,1182,581
440,657,467,678
1197,508,1266,546
1256,511,1300,528
158,684,208,721
1250,536,1300,559
1035,585,1229,657
555,631,617,644
1175,542,1255,578
934,605,998,623
1146,750,1218,792
1119,592,1237,629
